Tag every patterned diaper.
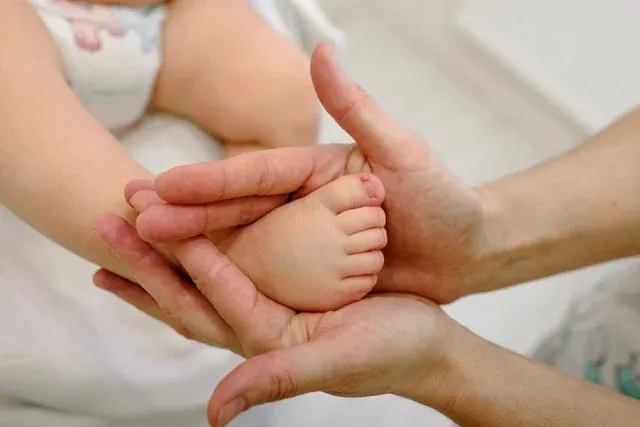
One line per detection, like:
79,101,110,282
29,0,165,130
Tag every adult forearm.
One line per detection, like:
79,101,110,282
430,331,640,426
472,107,640,292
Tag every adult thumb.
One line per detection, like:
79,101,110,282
311,43,431,170
208,341,338,426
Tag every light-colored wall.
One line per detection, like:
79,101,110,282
458,0,640,134
322,0,586,153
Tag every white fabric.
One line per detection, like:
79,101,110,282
248,0,346,53
31,0,165,130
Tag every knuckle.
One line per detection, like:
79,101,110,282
157,303,194,340
236,198,257,225
172,323,195,341
133,248,160,271
173,288,196,312
216,163,229,200
157,300,176,319
256,154,277,196
265,359,298,402
268,373,297,402
160,308,188,334
198,255,236,289
334,83,371,123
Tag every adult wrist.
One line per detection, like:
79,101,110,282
407,323,537,426
463,177,567,295
397,316,484,414
449,184,515,296
430,333,640,427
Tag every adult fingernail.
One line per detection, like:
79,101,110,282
217,397,248,427
125,179,154,205
93,270,130,292
130,190,159,213
129,192,144,211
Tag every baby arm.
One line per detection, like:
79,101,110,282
0,1,152,281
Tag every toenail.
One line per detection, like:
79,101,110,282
361,175,377,198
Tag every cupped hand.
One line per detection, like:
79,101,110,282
134,43,489,303
209,293,457,427
94,214,460,427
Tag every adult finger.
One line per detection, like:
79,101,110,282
311,43,431,170
135,195,286,242
127,190,181,264
208,341,338,427
154,145,349,204
170,237,296,355
124,178,155,206
94,214,238,350
129,189,163,213
94,269,177,328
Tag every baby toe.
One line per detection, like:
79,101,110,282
341,275,378,302
342,251,385,278
306,173,385,214
337,206,386,235
344,228,387,255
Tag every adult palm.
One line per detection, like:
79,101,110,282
95,215,456,427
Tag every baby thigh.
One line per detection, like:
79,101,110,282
152,0,319,149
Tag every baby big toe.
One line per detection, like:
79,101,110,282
308,173,385,214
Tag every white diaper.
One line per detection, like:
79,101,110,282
28,0,343,131
29,0,165,130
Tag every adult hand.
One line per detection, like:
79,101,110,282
93,210,463,427
134,43,489,303
95,210,640,427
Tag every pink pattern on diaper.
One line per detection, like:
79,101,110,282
51,0,126,52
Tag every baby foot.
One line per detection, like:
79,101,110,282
223,173,387,312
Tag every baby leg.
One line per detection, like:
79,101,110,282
223,174,387,312
152,0,319,157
